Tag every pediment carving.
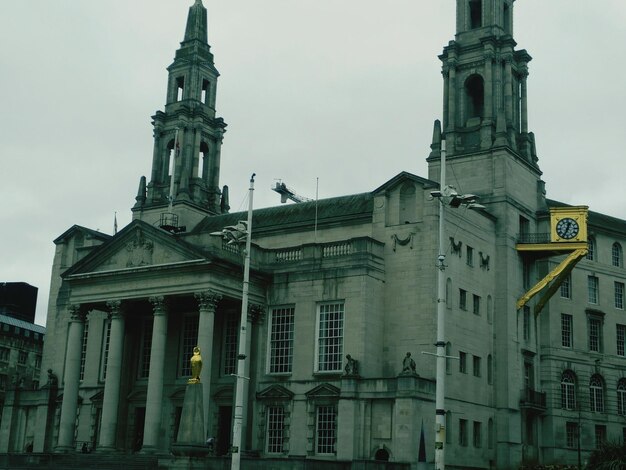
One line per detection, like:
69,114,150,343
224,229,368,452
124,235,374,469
257,384,294,400
305,383,340,399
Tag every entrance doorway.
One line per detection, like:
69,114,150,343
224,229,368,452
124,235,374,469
216,406,232,456
133,407,145,452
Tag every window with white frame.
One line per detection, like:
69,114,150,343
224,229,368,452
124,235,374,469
560,273,571,299
588,276,599,304
266,406,285,454
561,370,576,410
316,405,337,454
138,317,153,379
618,379,626,416
79,321,89,381
587,237,596,261
618,324,625,357
613,242,623,267
589,375,604,412
615,282,624,309
561,314,573,348
268,307,295,374
222,316,239,376
588,315,603,353
316,302,344,372
179,314,199,378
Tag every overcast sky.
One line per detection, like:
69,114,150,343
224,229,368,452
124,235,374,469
1,1,625,326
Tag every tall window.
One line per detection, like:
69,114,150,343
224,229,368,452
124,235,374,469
487,354,493,384
459,419,468,446
560,273,571,299
180,314,199,377
618,324,625,357
561,370,576,410
79,322,89,381
561,314,573,348
588,276,599,304
18,351,27,365
613,242,623,267
459,289,467,310
589,375,604,413
316,302,344,372
473,421,482,448
523,306,531,341
459,351,467,373
138,317,153,379
588,316,602,352
316,406,337,454
615,282,624,309
587,237,596,261
595,425,607,448
469,0,482,29
266,406,285,454
473,294,480,315
618,379,626,416
399,182,416,224
268,307,295,374
467,246,474,267
0,347,9,362
473,355,481,377
566,422,578,448
222,316,239,376
488,419,494,449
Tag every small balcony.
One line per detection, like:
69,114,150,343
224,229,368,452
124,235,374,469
520,387,547,414
517,232,550,244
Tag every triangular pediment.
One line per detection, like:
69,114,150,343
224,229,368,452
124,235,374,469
63,220,209,277
372,171,437,196
256,384,294,400
305,383,340,399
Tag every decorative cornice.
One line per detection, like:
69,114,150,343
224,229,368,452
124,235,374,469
248,304,266,324
68,304,86,322
106,300,123,319
195,291,222,312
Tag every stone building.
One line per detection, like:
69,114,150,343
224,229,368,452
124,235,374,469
0,282,45,451
2,1,625,468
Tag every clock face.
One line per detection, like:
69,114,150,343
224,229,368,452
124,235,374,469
556,217,579,240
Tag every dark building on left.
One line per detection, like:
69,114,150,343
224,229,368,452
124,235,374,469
0,282,46,452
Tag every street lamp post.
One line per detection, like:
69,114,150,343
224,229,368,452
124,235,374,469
213,173,255,470
431,140,483,470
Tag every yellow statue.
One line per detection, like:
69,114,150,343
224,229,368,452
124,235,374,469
188,346,202,384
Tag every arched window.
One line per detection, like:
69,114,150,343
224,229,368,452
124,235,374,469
465,74,484,121
612,243,623,267
561,370,576,410
618,379,626,416
586,237,596,261
399,183,416,224
589,375,604,412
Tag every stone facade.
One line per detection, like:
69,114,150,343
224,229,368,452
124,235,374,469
2,1,626,469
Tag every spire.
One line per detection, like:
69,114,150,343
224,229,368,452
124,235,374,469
183,0,208,43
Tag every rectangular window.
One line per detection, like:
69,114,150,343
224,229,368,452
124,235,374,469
266,406,285,454
589,317,602,352
459,419,468,446
595,425,607,448
615,282,624,310
472,355,481,377
18,351,27,365
0,374,6,391
588,276,599,304
459,289,467,311
0,347,9,362
316,302,344,372
223,316,239,376
473,421,482,448
561,314,573,348
138,317,153,379
472,294,480,315
566,422,578,448
79,322,89,381
316,406,337,454
618,324,626,357
560,274,571,299
459,351,467,374
34,355,41,369
523,306,531,341
180,314,199,377
268,307,295,374
467,246,474,267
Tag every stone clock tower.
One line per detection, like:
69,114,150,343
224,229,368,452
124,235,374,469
132,0,228,229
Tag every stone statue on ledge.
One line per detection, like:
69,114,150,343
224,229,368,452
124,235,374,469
343,354,359,377
401,352,417,376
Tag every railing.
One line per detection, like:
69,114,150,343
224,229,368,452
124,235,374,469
221,240,240,254
520,387,547,409
517,233,550,244
322,242,352,258
275,249,302,262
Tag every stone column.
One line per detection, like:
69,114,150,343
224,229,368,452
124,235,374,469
447,59,457,154
195,291,221,433
442,66,449,132
192,127,202,178
98,301,125,451
503,55,513,126
520,69,529,133
55,305,86,452
150,130,162,184
141,297,169,453
481,50,495,149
